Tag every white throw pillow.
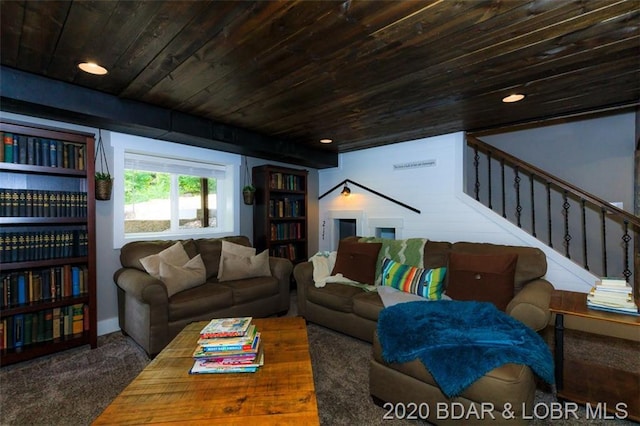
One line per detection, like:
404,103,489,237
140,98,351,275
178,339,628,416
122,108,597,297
158,254,207,297
217,240,257,279
218,249,272,282
139,242,190,277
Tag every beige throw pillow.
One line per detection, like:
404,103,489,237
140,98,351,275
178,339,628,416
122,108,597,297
139,242,190,277
218,249,271,281
217,240,257,280
158,254,207,297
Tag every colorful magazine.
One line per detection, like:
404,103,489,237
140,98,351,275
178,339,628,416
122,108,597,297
193,333,261,358
189,351,264,374
199,316,252,338
197,325,257,350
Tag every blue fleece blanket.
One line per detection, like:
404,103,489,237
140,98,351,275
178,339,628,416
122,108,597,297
377,300,554,397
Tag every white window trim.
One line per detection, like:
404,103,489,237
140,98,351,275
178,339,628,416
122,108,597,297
110,132,241,248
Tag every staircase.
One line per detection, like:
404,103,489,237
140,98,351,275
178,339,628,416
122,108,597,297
465,135,639,295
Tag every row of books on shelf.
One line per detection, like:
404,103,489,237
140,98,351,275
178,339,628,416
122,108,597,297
0,303,88,351
270,243,300,262
270,222,304,241
0,228,88,263
587,277,639,316
1,132,87,170
269,173,304,191
190,316,263,374
1,265,89,308
269,198,304,218
0,189,88,218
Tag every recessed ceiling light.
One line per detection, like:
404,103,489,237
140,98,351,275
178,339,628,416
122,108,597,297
502,93,525,103
320,138,333,144
78,62,108,75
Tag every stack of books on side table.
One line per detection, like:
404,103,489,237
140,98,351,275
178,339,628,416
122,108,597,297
587,277,639,316
189,316,264,374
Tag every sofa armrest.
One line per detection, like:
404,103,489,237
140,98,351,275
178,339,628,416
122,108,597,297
506,278,553,332
269,257,294,312
293,262,314,317
113,268,169,306
269,256,293,284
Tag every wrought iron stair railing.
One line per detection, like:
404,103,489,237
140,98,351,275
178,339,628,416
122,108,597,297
466,135,639,292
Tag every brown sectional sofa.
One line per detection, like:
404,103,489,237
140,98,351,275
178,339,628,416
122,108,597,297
294,238,553,340
115,236,292,356
293,236,554,425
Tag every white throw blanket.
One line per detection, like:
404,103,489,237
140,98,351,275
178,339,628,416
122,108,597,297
309,251,376,291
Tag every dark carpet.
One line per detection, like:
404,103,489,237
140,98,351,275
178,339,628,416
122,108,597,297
1,312,638,425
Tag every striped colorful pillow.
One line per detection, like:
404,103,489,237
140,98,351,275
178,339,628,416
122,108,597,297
381,257,447,300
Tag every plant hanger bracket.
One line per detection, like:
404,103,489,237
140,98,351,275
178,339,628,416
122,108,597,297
95,129,110,176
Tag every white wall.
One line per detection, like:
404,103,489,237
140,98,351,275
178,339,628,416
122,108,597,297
319,132,598,292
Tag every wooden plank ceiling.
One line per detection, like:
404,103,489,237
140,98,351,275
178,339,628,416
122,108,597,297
1,0,639,167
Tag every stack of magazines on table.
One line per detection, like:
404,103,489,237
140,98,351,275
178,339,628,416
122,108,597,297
587,277,639,316
189,316,264,374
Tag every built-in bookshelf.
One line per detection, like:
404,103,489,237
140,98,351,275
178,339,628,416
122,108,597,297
253,165,308,264
0,119,97,366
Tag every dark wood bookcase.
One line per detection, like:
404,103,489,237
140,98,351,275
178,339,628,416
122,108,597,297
252,165,308,264
0,119,97,366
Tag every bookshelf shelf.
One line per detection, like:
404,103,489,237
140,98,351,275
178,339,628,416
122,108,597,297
253,165,308,265
0,119,97,366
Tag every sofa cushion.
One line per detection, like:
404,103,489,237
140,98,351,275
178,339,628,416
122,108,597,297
372,332,534,409
218,249,271,281
169,281,234,321
139,241,191,277
217,276,280,304
331,240,382,285
451,242,546,293
446,252,518,311
352,292,384,321
122,239,197,271
306,282,365,313
195,236,252,280
158,254,207,297
217,240,256,278
381,257,447,300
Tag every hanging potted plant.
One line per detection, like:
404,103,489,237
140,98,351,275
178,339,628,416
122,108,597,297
242,184,256,205
94,129,113,200
242,156,255,205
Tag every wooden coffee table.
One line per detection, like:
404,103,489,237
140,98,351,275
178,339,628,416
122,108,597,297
92,316,319,425
550,290,640,422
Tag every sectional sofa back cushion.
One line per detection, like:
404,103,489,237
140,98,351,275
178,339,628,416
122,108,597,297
331,239,382,285
451,242,547,293
445,252,518,311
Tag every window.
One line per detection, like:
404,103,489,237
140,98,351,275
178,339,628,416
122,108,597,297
111,132,240,247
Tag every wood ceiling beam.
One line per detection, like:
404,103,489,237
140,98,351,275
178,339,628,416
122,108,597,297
0,66,337,169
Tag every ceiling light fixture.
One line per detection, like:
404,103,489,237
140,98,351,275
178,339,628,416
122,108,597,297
341,183,351,196
502,93,525,103
78,62,108,75
320,138,333,144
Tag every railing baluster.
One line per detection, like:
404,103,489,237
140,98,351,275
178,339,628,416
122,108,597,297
487,151,493,210
601,208,608,277
581,199,588,270
514,166,522,227
547,182,553,248
530,175,536,237
622,220,632,281
474,146,480,201
501,158,506,218
563,190,571,258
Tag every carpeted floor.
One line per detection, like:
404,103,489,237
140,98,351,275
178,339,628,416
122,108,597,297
1,294,638,425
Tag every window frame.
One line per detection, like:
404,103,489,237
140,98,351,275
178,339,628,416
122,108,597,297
110,132,241,248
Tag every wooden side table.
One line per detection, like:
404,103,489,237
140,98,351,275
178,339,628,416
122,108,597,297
549,290,640,422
